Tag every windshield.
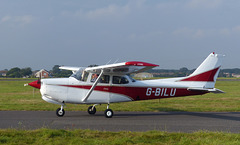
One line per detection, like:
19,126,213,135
70,68,88,81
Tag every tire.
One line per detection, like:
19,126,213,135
104,109,113,118
88,106,96,115
56,108,65,117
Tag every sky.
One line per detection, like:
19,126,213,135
0,0,240,70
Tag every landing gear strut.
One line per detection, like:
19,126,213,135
56,105,65,117
88,105,97,115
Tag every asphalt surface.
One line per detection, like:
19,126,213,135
0,111,240,133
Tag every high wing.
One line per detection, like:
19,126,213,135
59,61,158,75
59,66,83,73
80,61,158,102
85,61,159,75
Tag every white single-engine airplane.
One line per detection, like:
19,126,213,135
28,52,224,118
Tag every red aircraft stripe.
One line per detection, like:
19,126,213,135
59,85,207,101
180,67,220,82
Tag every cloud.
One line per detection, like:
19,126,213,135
0,16,11,23
62,4,130,21
232,26,240,32
219,28,231,36
15,15,34,24
186,0,223,9
173,27,205,38
173,25,240,39
86,5,130,19
127,31,163,41
0,15,34,25
219,26,240,36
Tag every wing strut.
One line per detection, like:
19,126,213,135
82,69,104,102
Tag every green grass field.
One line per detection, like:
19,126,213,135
0,79,240,144
0,129,240,145
0,79,239,112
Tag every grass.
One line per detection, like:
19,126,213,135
0,79,240,112
1,79,240,144
0,129,240,144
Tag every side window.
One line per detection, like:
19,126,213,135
91,74,99,82
113,76,129,84
91,74,109,84
100,75,109,84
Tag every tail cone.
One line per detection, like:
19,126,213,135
28,80,41,89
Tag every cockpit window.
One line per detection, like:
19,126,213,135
91,73,110,84
113,76,129,84
71,69,89,81
91,74,98,82
71,70,82,80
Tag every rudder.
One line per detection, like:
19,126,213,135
179,52,224,88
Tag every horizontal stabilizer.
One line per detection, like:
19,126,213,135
187,87,225,94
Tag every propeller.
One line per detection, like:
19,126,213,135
24,70,42,87
24,70,42,97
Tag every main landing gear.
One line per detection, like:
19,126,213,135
56,105,65,117
55,104,114,118
87,104,114,118
88,105,97,115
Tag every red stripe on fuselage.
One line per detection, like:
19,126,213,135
59,85,207,101
180,67,220,82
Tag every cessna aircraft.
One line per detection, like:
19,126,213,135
27,52,224,118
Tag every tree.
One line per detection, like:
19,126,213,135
88,64,98,67
51,65,72,77
20,67,32,77
6,67,21,78
52,65,61,75
60,70,73,77
179,67,189,76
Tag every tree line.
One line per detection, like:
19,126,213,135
147,67,240,78
2,65,72,78
2,66,240,78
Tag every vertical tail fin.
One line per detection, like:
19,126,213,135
180,52,224,89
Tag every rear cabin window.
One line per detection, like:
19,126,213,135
113,76,129,84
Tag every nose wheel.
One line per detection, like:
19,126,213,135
56,106,65,117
